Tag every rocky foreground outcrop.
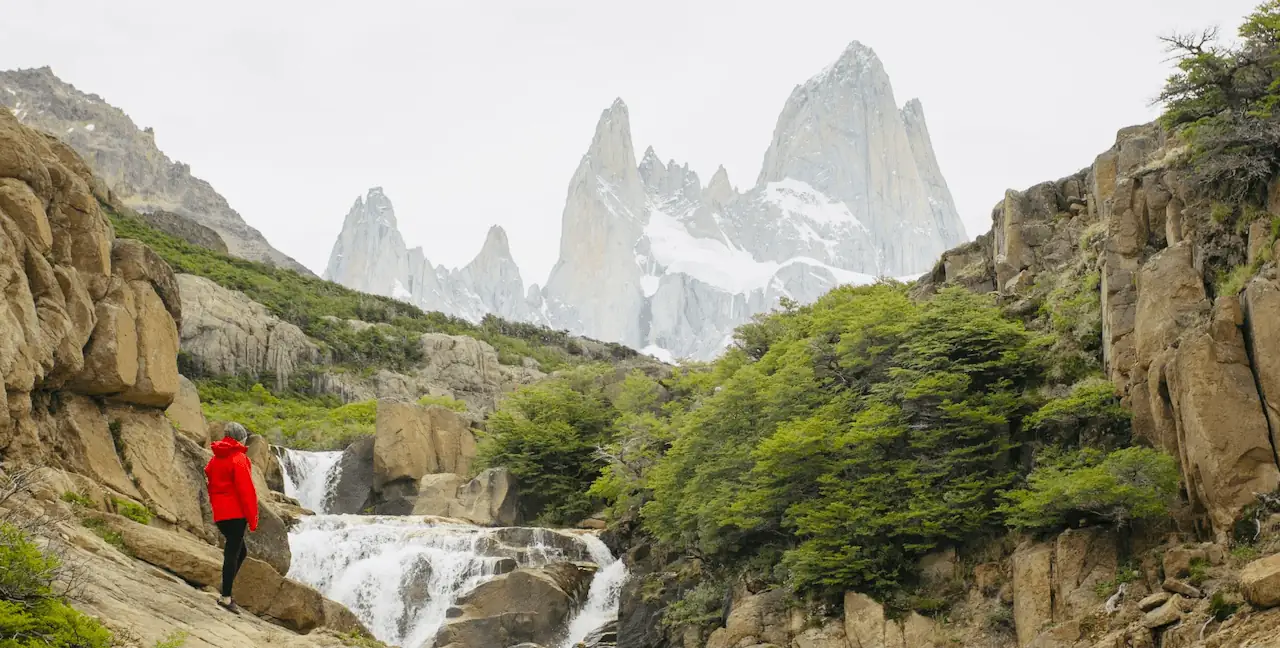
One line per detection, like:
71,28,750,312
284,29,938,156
0,106,362,643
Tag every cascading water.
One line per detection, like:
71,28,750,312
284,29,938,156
281,449,628,648
277,448,342,513
558,533,628,648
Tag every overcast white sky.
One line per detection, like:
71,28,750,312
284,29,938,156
0,1,1258,284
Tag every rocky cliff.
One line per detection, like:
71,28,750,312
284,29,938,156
0,106,367,645
0,66,312,275
917,122,1280,539
323,41,966,360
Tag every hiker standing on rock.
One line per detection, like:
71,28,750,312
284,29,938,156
204,422,259,615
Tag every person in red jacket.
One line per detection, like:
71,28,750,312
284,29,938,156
204,422,259,614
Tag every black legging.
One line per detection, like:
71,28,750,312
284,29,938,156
216,518,248,597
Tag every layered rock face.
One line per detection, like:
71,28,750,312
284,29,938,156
0,108,363,642
0,67,311,274
324,42,966,360
917,122,1280,539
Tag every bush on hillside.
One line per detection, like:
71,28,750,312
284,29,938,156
1160,1,1280,204
1000,446,1181,531
1026,377,1130,448
197,379,376,450
644,285,1044,602
104,203,604,373
0,469,115,647
475,365,619,525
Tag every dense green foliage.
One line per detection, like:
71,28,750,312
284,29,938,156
416,394,468,412
0,524,114,647
1160,1,1280,204
1025,377,1129,448
110,498,152,526
477,281,1183,611
197,378,376,450
1000,447,1180,530
645,285,1042,601
105,203,633,374
475,365,619,525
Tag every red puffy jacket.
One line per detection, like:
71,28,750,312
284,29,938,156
205,437,259,531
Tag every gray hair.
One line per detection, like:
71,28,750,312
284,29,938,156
223,422,249,443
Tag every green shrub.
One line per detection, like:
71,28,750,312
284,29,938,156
59,492,94,509
1159,2,1280,204
0,523,114,647
1000,447,1181,531
111,498,152,525
476,365,618,525
645,285,1043,602
1026,377,1130,448
153,630,189,648
1188,557,1210,586
78,519,126,555
0,599,114,647
1209,590,1240,621
416,394,468,412
198,379,377,450
660,579,727,630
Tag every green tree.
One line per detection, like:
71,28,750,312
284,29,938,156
1000,446,1181,531
475,365,617,525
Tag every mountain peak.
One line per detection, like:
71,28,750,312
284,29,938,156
901,98,925,120
705,165,735,205
580,98,640,186
480,224,512,257
808,40,885,88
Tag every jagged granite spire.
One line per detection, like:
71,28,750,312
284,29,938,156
542,98,648,347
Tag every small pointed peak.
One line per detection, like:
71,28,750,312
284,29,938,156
483,224,510,251
582,97,639,183
642,146,660,162
837,41,878,65
705,165,735,205
610,97,628,111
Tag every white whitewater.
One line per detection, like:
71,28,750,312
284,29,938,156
558,533,628,648
278,448,342,513
288,513,626,648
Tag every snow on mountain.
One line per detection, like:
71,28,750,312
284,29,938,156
323,40,966,361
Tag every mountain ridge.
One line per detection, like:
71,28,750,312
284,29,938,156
325,40,967,360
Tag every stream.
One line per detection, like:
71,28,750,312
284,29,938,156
278,448,627,648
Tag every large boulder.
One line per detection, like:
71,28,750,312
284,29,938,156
44,394,142,499
412,467,522,526
245,434,285,494
373,400,477,487
108,404,207,533
176,273,319,390
1241,552,1280,609
1243,274,1280,457
1167,297,1280,533
327,436,375,515
165,375,208,446
434,563,594,648
842,592,939,648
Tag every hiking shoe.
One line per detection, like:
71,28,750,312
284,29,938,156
217,598,242,615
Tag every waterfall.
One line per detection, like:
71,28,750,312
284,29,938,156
557,533,628,648
287,514,626,648
277,448,342,513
